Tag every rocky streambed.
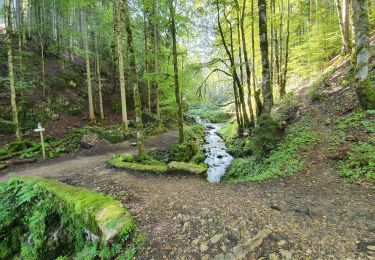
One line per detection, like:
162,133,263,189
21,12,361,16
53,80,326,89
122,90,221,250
195,117,233,183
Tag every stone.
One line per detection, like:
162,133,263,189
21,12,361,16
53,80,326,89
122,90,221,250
192,238,200,246
167,161,207,175
279,249,292,260
367,245,375,251
268,253,280,260
201,255,210,260
210,234,224,244
200,243,209,253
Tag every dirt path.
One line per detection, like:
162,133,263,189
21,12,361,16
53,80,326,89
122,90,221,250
1,129,374,259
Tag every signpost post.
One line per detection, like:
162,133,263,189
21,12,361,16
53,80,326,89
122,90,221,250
34,123,46,160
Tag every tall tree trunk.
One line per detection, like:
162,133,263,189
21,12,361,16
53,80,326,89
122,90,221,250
152,0,161,120
239,0,255,127
280,0,291,97
94,29,104,121
124,0,146,156
115,0,129,132
170,0,184,143
143,9,151,113
220,1,250,129
335,0,351,53
251,0,262,116
82,9,96,124
216,0,243,133
352,0,374,109
6,0,21,140
258,0,273,115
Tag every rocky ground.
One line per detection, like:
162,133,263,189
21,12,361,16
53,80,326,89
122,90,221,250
1,126,374,259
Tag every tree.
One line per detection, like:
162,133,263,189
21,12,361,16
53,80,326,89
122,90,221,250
257,0,273,115
124,0,146,156
352,0,374,110
5,0,21,140
335,0,351,54
82,8,96,124
170,0,184,143
115,0,129,133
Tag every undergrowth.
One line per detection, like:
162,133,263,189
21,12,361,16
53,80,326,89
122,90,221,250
224,123,318,183
0,177,138,259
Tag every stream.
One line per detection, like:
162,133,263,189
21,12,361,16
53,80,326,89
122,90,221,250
195,117,233,183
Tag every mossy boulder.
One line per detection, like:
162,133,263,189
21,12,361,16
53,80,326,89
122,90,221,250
167,161,207,175
0,177,136,259
19,177,135,245
109,156,168,174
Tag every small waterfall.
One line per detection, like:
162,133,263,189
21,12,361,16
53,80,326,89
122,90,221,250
194,117,233,183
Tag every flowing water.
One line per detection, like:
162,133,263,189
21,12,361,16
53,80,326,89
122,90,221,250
195,117,233,183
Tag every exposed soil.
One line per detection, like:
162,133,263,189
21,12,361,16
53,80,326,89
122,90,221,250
1,126,374,260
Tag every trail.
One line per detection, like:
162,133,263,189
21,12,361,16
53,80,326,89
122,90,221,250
1,128,374,259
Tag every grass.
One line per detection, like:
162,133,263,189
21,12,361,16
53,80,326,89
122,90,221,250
224,124,319,183
188,104,230,123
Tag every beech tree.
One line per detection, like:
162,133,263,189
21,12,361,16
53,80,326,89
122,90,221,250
5,0,21,140
352,0,374,110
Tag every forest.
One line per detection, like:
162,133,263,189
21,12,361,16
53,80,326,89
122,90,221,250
0,0,374,259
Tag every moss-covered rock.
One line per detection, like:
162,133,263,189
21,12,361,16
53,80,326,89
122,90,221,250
0,177,136,259
109,156,168,174
167,161,207,175
19,176,135,245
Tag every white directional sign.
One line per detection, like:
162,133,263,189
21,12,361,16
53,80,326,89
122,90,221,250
34,123,46,160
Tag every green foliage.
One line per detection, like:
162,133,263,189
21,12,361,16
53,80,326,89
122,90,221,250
170,124,206,162
120,153,134,163
170,141,199,162
251,115,282,159
338,142,375,181
81,125,131,144
337,110,375,133
0,177,136,259
272,92,299,125
224,125,318,183
188,104,230,123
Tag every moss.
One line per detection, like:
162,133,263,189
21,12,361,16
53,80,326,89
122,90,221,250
120,153,134,163
167,161,207,175
109,156,168,174
19,177,136,245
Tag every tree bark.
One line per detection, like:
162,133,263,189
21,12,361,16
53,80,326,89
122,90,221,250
251,0,262,116
94,29,104,121
152,0,161,120
6,0,21,140
239,0,255,127
124,0,146,156
170,0,184,143
258,0,273,115
115,0,129,132
82,9,96,124
335,0,351,53
352,0,374,109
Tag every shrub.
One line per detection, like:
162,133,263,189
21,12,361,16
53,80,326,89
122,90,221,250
170,141,199,162
251,115,282,159
188,104,230,123
121,153,134,163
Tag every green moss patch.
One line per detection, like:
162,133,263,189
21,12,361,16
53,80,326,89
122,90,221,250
109,156,168,174
167,161,207,175
0,177,136,259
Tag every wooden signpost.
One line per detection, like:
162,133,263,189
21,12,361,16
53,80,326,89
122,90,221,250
34,123,46,160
